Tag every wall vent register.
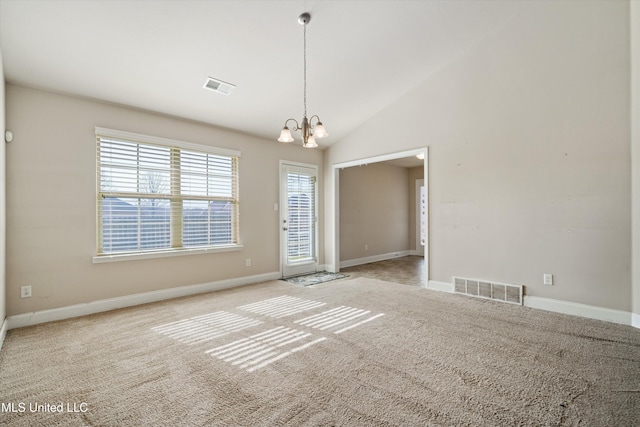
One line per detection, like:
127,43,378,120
453,276,523,305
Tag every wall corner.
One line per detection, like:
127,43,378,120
631,0,640,328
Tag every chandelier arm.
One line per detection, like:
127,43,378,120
309,115,322,127
284,118,301,131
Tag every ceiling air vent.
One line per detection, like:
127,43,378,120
203,77,235,95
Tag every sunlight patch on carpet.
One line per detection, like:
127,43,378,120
151,295,385,373
334,313,385,334
151,311,262,345
295,307,385,333
206,326,327,372
237,295,326,318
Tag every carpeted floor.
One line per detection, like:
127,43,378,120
1,277,638,426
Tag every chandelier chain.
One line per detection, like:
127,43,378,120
303,23,307,118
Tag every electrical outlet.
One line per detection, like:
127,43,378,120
364,244,368,251
21,285,32,298
246,259,251,267
543,274,553,286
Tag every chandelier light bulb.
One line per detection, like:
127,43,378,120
314,122,328,139
278,127,294,143
305,135,318,148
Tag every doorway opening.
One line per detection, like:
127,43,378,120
332,148,428,286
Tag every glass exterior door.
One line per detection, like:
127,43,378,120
281,164,317,277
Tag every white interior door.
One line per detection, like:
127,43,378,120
281,162,318,278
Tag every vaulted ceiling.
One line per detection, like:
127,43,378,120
0,0,520,147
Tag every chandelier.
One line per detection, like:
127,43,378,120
277,12,328,148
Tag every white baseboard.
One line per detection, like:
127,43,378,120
7,271,281,330
632,313,640,329
423,280,635,327
7,271,637,332
340,251,410,269
524,296,632,326
0,318,8,351
426,280,454,293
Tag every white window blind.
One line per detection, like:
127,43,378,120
96,128,240,256
286,172,316,262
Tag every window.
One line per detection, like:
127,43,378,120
96,128,240,258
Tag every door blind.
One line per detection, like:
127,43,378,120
286,172,316,262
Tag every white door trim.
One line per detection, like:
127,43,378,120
415,178,425,256
280,161,319,278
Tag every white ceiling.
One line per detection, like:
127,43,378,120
0,0,520,147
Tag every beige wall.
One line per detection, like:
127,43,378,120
325,0,631,310
632,0,640,321
408,166,424,252
5,84,323,316
0,51,5,324
339,162,409,262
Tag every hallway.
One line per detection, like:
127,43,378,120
340,256,425,287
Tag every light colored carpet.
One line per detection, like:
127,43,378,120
1,277,638,426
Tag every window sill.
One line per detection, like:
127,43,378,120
92,244,243,264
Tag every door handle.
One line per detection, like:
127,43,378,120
283,227,288,231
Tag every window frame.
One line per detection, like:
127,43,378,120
93,127,242,263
